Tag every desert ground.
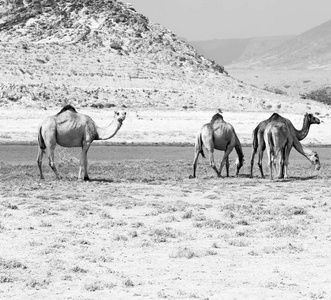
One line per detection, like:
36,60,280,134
1,138,331,300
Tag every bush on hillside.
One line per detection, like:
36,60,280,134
300,87,331,105
263,85,287,95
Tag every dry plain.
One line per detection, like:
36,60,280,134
1,132,331,300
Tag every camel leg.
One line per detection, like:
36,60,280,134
249,147,257,178
268,152,274,180
283,145,292,179
277,147,286,179
191,150,200,178
37,148,45,180
256,130,266,178
208,150,220,177
257,146,265,179
219,146,234,177
225,156,230,177
79,142,91,181
47,146,61,180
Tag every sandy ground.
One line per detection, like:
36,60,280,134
0,155,331,299
0,108,330,146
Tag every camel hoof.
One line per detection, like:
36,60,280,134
84,176,90,181
189,175,195,179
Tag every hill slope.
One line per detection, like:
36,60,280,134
231,19,331,69
0,0,326,113
189,36,293,66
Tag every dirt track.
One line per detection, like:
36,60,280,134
1,146,331,299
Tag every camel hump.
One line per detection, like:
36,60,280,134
268,112,287,122
210,113,223,124
56,104,77,115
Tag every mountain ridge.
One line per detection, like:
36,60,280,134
230,19,331,69
189,35,293,66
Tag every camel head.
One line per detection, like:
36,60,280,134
305,113,321,125
114,110,126,124
308,151,321,170
235,157,244,175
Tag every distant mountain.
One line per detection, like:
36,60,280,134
230,19,331,69
188,36,293,66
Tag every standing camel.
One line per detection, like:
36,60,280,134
250,112,320,178
264,121,293,179
190,113,244,178
37,104,126,180
265,121,321,179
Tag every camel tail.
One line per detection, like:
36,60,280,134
38,127,46,150
196,133,205,158
267,131,274,157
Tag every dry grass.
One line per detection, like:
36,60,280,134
0,153,331,299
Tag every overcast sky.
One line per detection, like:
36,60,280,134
128,0,331,41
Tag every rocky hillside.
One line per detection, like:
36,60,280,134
0,0,325,113
231,19,331,69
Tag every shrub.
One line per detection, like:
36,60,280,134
300,87,331,105
170,247,199,259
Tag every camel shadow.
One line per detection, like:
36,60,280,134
247,174,318,181
284,175,319,181
89,178,116,183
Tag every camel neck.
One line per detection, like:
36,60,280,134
235,143,244,161
294,115,310,141
96,119,122,140
292,138,314,162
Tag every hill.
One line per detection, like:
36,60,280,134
0,0,323,113
231,19,331,69
189,36,293,66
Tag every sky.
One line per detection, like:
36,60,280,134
127,0,331,41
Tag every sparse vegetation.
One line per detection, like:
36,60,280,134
170,247,200,259
263,85,287,95
300,87,331,105
0,154,330,299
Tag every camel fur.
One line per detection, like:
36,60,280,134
191,113,244,178
37,105,126,180
250,112,320,178
265,121,321,179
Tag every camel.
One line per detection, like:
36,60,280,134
264,121,293,179
37,104,126,180
265,121,321,179
250,112,320,178
190,113,244,178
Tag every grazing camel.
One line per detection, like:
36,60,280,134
264,121,293,179
191,113,244,178
265,121,321,179
250,112,320,178
37,105,126,180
